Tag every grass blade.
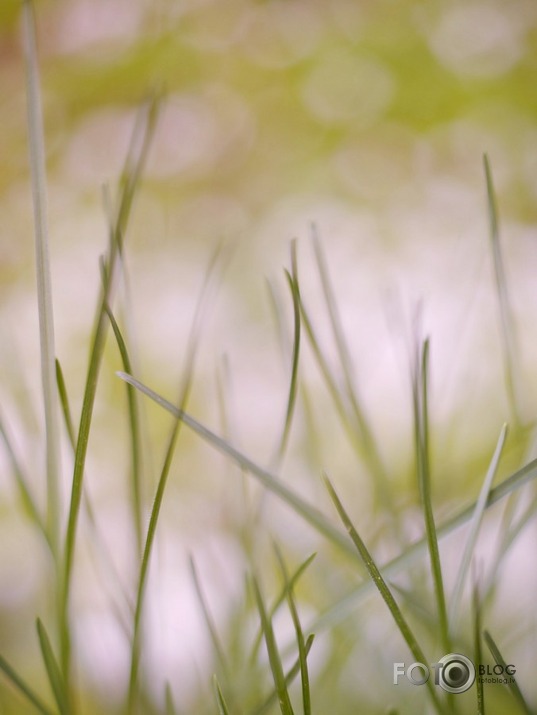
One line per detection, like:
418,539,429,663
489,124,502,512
213,675,231,715
484,630,532,715
322,473,447,715
473,582,485,715
449,423,508,627
190,556,228,675
412,339,450,653
0,652,56,715
274,546,312,715
36,619,67,715
251,575,295,715
22,0,61,556
483,154,520,426
60,98,158,692
165,682,178,715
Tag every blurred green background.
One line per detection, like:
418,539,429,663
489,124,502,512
1,0,537,713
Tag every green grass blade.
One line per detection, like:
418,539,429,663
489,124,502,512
0,411,48,545
483,154,520,427
117,371,360,559
473,583,485,715
253,635,314,715
190,556,228,675
484,630,532,715
323,473,448,715
36,619,67,715
127,246,222,712
60,98,158,691
22,0,61,557
272,241,301,468
449,423,508,627
413,339,450,653
0,651,56,715
274,546,312,715
251,575,295,715
250,552,316,664
104,301,143,555
213,675,231,715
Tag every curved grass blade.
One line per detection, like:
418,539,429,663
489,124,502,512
190,556,228,675
251,575,295,715
484,154,520,427
0,652,56,715
36,619,67,715
322,473,447,715
449,423,508,627
253,635,314,715
127,245,223,712
213,675,231,715
484,630,532,715
60,98,158,690
22,0,61,557
413,339,450,653
274,545,312,715
0,412,48,545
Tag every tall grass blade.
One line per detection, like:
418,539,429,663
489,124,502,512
0,652,56,715
412,339,450,653
274,545,312,715
322,473,446,715
484,630,532,715
60,98,158,691
483,154,520,426
127,245,222,712
251,575,295,715
22,0,61,556
36,619,67,715
449,423,508,627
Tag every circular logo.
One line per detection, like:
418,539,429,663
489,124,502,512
437,653,475,694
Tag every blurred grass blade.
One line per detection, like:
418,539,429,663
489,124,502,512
0,652,56,715
484,154,520,426
213,675,231,715
251,552,316,664
473,583,485,715
274,546,312,715
272,241,301,468
22,0,61,556
254,635,314,715
104,300,143,555
0,412,48,544
413,339,450,653
312,229,393,516
450,423,508,627
117,371,359,559
60,98,158,689
484,630,531,715
36,619,67,715
190,556,228,675
127,245,222,712
322,473,446,714
251,575,295,715
165,682,178,715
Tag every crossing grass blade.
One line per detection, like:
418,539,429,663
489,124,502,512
36,619,67,715
412,339,450,653
190,556,228,675
251,575,295,715
449,423,508,627
483,154,520,427
322,472,447,715
274,545,312,715
60,97,158,693
22,0,61,557
484,630,532,715
0,652,56,715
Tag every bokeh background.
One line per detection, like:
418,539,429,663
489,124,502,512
1,0,537,713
